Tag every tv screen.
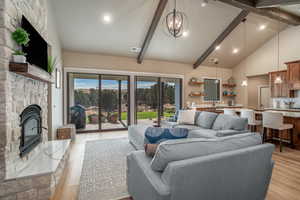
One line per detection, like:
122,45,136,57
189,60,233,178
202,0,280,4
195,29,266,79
21,16,48,72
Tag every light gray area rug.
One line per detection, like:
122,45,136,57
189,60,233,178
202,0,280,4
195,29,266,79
78,138,135,200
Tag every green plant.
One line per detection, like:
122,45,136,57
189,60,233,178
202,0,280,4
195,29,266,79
13,50,27,56
12,28,30,46
11,28,30,57
48,56,57,74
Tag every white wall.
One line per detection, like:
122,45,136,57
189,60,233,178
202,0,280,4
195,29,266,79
233,26,300,105
46,1,63,139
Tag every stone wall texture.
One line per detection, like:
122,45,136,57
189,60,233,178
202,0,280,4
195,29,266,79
0,0,67,199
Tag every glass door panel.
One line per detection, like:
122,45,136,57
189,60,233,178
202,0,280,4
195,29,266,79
100,75,130,130
68,73,100,132
135,76,160,126
161,78,182,121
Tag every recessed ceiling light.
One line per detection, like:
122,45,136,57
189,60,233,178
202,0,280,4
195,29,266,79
102,14,112,24
215,45,221,51
232,48,239,54
182,31,189,37
130,47,141,53
201,0,208,7
259,24,266,31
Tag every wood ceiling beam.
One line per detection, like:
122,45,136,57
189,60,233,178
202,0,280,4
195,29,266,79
218,0,300,25
256,0,300,8
193,10,250,69
137,0,168,64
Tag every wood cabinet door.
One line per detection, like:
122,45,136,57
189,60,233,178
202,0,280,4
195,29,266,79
281,71,289,97
288,63,300,83
270,71,292,98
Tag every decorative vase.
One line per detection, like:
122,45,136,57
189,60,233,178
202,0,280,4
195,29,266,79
12,55,26,63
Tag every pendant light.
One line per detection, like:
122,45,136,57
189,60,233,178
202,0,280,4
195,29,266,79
274,18,282,84
241,18,248,87
165,0,187,38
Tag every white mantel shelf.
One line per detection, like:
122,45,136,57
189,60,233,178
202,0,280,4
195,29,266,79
9,62,53,83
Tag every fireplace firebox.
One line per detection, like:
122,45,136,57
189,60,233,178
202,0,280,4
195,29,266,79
19,104,42,157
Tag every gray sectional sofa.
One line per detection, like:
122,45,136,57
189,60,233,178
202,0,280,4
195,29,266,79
127,111,275,200
127,133,274,200
129,111,249,150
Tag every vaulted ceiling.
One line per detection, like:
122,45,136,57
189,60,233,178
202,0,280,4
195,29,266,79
51,0,300,68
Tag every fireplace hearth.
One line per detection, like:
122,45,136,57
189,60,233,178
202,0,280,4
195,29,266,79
19,104,42,157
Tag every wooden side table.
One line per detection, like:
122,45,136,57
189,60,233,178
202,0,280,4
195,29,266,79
57,124,76,141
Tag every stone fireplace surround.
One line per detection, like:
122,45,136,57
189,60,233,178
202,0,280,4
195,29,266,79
0,0,69,199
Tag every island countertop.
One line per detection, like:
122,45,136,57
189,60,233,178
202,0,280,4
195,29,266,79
217,108,300,118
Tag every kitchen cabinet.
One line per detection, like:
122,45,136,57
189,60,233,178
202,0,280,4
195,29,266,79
269,70,294,98
286,60,300,89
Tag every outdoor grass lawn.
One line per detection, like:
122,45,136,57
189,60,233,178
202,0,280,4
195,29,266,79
120,111,174,120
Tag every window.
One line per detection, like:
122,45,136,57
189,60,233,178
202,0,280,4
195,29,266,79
204,78,220,101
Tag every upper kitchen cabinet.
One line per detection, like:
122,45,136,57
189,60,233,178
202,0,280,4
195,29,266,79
269,70,294,98
286,60,300,89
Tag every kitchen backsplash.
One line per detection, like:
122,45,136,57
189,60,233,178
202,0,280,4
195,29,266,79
272,91,300,109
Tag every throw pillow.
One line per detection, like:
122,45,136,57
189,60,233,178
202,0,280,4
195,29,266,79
144,127,189,144
144,127,189,157
177,110,196,125
144,143,159,157
195,111,218,129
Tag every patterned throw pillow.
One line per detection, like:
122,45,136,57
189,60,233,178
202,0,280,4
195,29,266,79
144,127,189,157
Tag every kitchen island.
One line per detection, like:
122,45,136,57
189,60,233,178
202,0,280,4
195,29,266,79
218,108,300,150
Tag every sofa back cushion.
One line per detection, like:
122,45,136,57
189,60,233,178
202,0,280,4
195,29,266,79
177,110,196,125
195,111,218,129
150,132,261,172
212,114,248,131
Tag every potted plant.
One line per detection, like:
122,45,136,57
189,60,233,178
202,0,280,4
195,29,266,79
11,28,30,63
47,56,57,74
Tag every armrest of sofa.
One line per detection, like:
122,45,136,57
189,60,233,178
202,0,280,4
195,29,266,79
127,151,170,200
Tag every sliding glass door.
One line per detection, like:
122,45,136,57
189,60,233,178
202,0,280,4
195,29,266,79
161,78,182,121
135,76,160,126
135,76,182,126
100,75,130,130
67,73,130,133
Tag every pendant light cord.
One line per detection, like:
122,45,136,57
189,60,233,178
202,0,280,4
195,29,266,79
277,13,280,72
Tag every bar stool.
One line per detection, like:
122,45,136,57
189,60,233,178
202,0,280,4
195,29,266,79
262,112,294,152
224,109,237,116
240,109,262,132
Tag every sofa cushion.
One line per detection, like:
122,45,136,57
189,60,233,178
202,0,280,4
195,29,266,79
144,127,189,144
216,130,249,137
195,111,218,129
194,111,201,124
150,132,261,172
172,124,201,131
212,114,248,131
188,129,218,139
177,110,196,125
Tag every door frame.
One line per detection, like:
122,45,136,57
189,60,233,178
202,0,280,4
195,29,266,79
66,72,131,133
258,85,270,109
134,76,183,126
64,67,185,128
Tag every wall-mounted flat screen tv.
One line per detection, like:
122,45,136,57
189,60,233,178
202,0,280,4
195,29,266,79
21,16,48,72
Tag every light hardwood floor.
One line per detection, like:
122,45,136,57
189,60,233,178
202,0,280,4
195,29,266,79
52,132,300,200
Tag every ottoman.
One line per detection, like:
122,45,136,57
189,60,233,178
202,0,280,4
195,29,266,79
128,125,151,150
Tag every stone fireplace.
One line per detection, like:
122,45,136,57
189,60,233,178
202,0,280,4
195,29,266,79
0,0,69,199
